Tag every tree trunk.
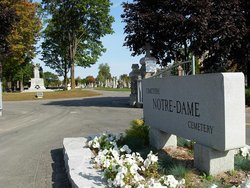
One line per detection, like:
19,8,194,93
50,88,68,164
69,32,77,89
19,80,24,92
71,61,75,89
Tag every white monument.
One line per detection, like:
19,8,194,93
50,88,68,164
25,64,50,92
143,73,245,175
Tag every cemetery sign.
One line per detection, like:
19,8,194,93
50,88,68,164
143,73,245,151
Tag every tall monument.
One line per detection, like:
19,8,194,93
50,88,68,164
25,64,47,92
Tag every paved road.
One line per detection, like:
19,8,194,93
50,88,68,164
0,90,249,188
0,91,143,188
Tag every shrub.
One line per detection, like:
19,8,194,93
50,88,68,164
235,155,250,171
123,119,149,151
246,87,250,106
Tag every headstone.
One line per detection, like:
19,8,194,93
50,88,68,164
143,73,245,175
67,84,71,90
129,64,141,106
36,92,43,99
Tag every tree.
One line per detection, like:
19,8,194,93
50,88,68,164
1,0,41,90
0,1,17,53
122,0,248,73
86,75,95,85
41,21,70,90
42,0,114,89
0,1,18,79
96,63,111,85
13,62,33,91
43,71,60,87
119,74,130,87
75,76,81,87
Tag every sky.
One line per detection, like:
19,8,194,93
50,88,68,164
34,0,144,79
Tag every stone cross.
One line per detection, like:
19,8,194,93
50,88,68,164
144,43,152,57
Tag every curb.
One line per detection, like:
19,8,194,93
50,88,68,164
63,137,106,188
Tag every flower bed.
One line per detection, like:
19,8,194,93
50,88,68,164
64,119,250,188
88,132,185,188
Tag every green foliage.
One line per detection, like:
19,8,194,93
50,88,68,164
122,0,248,72
246,88,250,106
235,155,250,171
168,164,189,179
0,0,18,56
43,71,60,87
97,63,111,84
177,137,194,150
1,0,41,90
158,155,174,174
200,172,213,182
42,0,114,89
158,156,189,179
122,119,149,151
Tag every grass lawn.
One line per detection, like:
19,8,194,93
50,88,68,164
2,89,101,101
94,87,131,92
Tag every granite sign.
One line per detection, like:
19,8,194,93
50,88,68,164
143,73,245,151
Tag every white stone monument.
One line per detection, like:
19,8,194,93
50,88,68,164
143,73,245,175
25,64,50,92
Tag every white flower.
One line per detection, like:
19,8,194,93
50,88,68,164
136,184,145,188
118,166,128,174
133,172,144,182
130,163,139,174
240,147,250,158
147,151,158,163
120,145,132,154
103,159,111,168
113,172,125,187
124,185,132,188
209,184,218,188
93,141,100,149
166,175,179,188
144,158,151,168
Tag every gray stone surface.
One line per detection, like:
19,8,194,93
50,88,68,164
194,143,235,175
0,90,143,188
149,128,177,149
143,73,245,151
63,137,106,188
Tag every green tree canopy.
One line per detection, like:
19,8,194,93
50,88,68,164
97,63,111,84
42,0,114,89
1,0,41,90
122,0,249,73
0,1,18,59
43,71,60,87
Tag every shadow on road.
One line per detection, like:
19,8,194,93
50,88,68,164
51,149,71,188
44,97,130,108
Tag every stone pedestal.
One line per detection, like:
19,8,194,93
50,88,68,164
29,78,46,90
149,128,177,149
194,143,235,175
25,64,53,92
